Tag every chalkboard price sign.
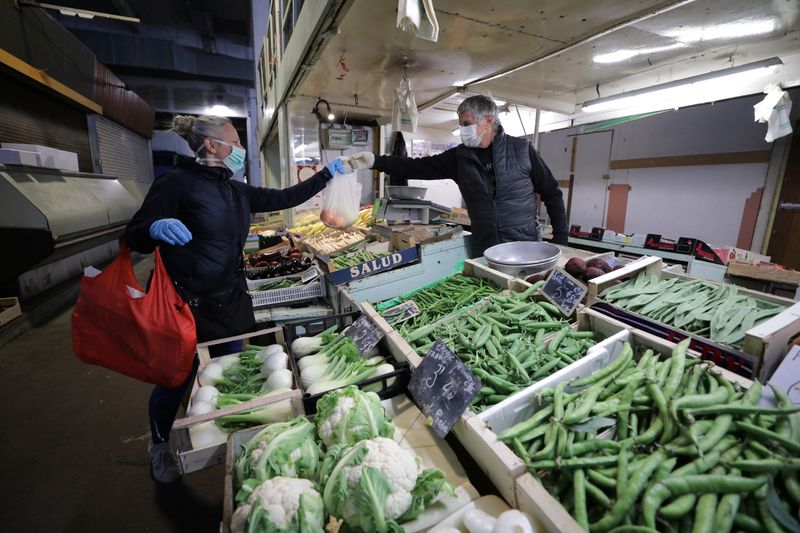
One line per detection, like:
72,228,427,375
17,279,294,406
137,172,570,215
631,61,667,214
381,301,421,325
407,340,482,439
541,267,587,316
344,316,384,356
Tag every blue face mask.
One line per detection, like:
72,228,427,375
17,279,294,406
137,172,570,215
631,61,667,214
214,139,246,172
197,139,246,173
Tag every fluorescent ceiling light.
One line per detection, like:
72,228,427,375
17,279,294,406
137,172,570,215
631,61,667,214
40,3,140,22
494,99,506,107
452,128,461,136
594,43,686,64
581,57,782,113
662,19,776,43
208,104,234,116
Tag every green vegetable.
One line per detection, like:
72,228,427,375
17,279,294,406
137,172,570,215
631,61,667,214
234,417,321,486
319,437,450,532
600,274,786,348
231,476,324,533
315,386,395,448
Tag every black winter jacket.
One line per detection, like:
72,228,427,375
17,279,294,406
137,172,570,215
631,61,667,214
125,157,330,341
373,126,567,254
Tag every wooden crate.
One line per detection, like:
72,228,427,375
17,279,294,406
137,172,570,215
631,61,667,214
172,327,304,474
222,395,481,533
458,309,751,517
516,473,583,533
588,255,799,380
727,260,800,286
0,297,21,326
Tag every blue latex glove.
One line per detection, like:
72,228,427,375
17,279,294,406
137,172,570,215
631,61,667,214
149,218,192,246
325,158,346,179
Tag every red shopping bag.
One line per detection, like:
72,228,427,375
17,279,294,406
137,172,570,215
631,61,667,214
72,244,197,388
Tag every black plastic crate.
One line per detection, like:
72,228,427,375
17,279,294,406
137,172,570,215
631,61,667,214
282,312,410,414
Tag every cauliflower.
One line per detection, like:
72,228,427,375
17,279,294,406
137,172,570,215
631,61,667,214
235,417,321,485
320,437,450,533
231,477,324,533
315,386,395,448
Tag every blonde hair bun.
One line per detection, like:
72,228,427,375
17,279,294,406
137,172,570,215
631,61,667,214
171,115,196,138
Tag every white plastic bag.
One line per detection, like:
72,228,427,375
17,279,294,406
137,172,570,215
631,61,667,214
393,76,418,133
320,172,362,229
397,0,439,42
754,84,793,142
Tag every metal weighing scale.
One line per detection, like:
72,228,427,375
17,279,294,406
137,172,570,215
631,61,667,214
376,198,452,224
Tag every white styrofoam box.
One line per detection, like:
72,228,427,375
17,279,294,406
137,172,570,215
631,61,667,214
477,312,629,427
0,148,40,166
1,143,79,171
407,178,464,209
760,345,800,406
480,330,631,434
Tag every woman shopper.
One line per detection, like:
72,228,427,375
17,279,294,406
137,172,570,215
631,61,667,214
125,114,345,483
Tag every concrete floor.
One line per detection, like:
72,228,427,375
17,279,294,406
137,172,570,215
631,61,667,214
0,257,223,532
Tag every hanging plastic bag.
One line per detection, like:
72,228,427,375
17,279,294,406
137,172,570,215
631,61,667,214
397,0,439,42
320,171,362,229
754,84,792,142
71,244,197,388
392,76,419,133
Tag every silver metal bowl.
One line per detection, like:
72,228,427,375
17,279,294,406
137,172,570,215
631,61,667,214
388,186,427,200
484,241,561,278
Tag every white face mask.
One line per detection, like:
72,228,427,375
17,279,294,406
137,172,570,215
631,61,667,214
460,124,483,147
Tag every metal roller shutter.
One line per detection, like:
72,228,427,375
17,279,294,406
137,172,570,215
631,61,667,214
88,115,154,201
0,76,93,171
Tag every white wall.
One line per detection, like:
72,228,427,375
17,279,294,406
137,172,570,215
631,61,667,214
617,165,768,244
537,93,788,247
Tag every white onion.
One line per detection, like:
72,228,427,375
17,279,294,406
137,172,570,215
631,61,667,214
463,508,497,533
493,510,534,533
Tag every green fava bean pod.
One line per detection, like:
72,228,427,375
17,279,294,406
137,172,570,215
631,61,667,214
590,450,668,533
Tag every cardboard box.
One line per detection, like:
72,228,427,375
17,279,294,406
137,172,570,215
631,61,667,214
1,143,78,171
0,297,22,326
645,233,678,252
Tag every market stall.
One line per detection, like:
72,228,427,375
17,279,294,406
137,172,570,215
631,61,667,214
168,243,799,532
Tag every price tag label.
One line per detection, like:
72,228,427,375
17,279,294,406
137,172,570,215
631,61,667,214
344,316,384,356
541,267,587,316
301,266,319,283
381,301,421,325
407,340,481,439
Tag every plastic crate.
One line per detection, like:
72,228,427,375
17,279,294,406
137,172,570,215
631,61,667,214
282,311,411,414
245,265,317,291
250,280,325,309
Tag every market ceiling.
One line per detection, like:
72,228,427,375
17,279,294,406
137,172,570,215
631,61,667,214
294,0,800,127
